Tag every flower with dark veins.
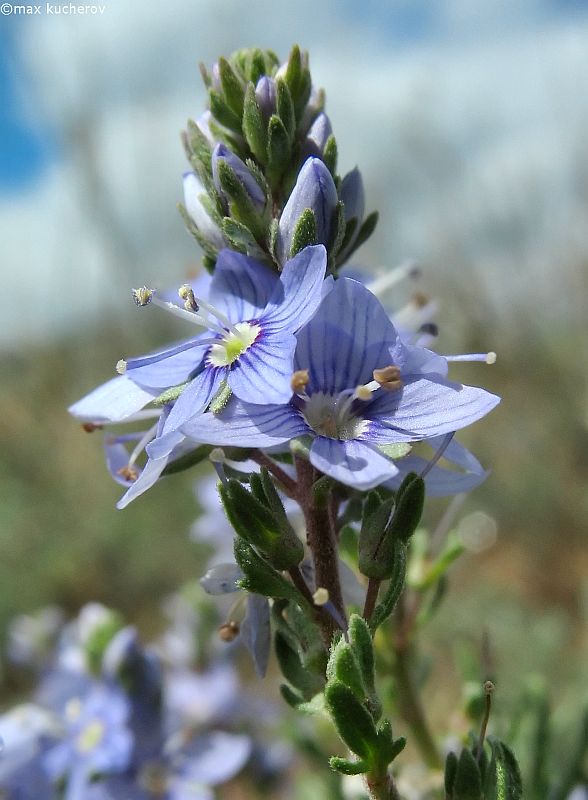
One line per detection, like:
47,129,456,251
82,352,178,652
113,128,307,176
170,278,500,490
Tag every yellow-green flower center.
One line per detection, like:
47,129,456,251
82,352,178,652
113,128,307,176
76,719,105,753
207,322,260,367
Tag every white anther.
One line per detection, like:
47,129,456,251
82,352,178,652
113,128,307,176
313,587,329,606
116,359,127,375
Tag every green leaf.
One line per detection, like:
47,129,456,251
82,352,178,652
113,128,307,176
221,479,303,570
369,541,407,632
233,539,308,606
217,160,266,241
485,738,523,800
325,681,378,760
209,88,242,132
275,632,323,697
289,208,318,258
280,683,304,708
218,56,244,118
333,644,366,700
276,78,296,143
445,751,459,795
161,445,214,477
386,473,425,543
242,83,268,163
323,134,338,176
358,496,395,579
267,114,291,181
453,748,483,800
221,217,267,260
329,756,367,776
348,615,379,717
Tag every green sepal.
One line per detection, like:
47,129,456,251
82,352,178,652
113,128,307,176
289,208,318,258
208,116,248,159
268,218,279,262
218,56,245,118
452,748,483,800
358,496,395,579
329,756,367,776
221,479,303,570
247,48,270,85
221,217,267,260
377,442,412,460
345,210,379,259
267,114,291,182
290,434,313,459
185,119,214,190
296,692,327,716
209,88,242,132
209,380,232,415
283,44,312,120
216,160,266,241
259,467,290,523
280,683,304,708
242,82,268,163
152,381,189,406
276,78,296,143
324,680,378,760
337,218,357,262
161,445,214,477
233,539,308,606
329,201,347,269
369,541,407,632
275,631,323,698
386,472,425,543
280,599,328,677
416,532,465,591
323,134,338,177
177,203,219,259
483,738,523,800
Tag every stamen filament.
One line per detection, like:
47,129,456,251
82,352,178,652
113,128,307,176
194,296,241,336
367,259,420,297
124,337,218,371
128,422,159,467
420,432,455,479
150,296,226,334
443,352,497,364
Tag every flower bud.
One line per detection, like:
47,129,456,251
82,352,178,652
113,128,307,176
277,157,337,265
183,171,225,250
338,167,366,260
211,143,266,212
301,112,332,159
255,75,277,121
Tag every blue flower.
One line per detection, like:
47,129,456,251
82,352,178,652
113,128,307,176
43,684,133,797
174,278,500,490
211,143,266,212
125,244,326,441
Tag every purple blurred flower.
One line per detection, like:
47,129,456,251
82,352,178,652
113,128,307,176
301,112,332,159
43,685,133,797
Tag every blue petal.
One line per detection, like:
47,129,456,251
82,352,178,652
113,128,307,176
209,249,278,321
294,278,403,394
68,376,155,422
200,563,244,595
261,244,327,333
310,437,398,489
180,399,310,449
228,332,296,404
365,378,500,441
160,367,224,436
240,594,271,678
177,731,252,786
125,335,209,390
385,454,490,496
115,455,169,509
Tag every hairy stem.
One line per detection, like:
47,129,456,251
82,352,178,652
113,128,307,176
362,577,381,621
295,456,347,643
366,770,401,800
251,450,299,498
